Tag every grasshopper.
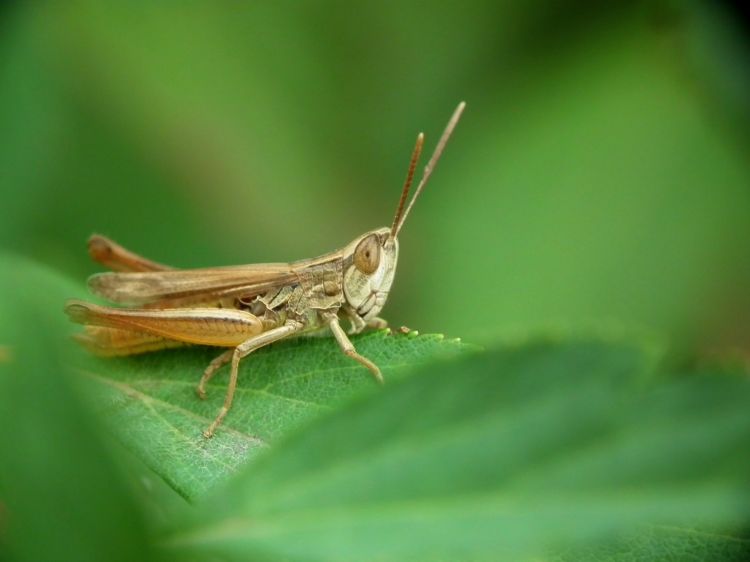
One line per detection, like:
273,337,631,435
65,102,465,437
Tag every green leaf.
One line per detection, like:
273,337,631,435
0,254,157,562
555,525,750,562
166,341,750,562
76,330,470,500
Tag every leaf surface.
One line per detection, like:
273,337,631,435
555,525,750,562
167,341,750,561
77,330,470,499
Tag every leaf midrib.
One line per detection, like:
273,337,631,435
80,370,268,446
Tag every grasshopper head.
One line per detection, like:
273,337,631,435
343,227,398,320
342,102,466,322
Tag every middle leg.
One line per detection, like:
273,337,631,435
196,349,233,399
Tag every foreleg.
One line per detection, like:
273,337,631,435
326,314,384,384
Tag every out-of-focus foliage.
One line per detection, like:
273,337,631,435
0,256,156,562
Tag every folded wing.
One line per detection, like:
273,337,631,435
88,263,298,306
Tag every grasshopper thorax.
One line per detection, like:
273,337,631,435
342,227,398,321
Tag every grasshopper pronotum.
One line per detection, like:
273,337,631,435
66,102,466,437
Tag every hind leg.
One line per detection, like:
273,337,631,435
203,320,304,438
87,234,173,272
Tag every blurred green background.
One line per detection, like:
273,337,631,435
2,0,750,352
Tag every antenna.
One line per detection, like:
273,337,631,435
392,101,466,238
390,132,424,237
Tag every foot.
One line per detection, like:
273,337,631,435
202,406,228,439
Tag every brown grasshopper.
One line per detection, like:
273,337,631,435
65,102,465,437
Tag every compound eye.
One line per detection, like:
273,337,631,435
353,234,381,275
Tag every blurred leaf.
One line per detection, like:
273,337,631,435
76,331,469,500
166,341,750,562
555,525,750,562
0,5,66,253
0,254,156,562
413,10,750,344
